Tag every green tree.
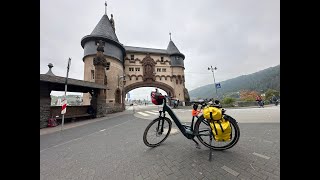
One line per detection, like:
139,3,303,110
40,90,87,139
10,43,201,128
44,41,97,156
265,89,280,101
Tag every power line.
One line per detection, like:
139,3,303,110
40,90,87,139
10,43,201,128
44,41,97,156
184,72,211,74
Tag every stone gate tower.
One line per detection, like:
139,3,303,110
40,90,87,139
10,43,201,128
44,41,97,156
81,12,126,112
81,6,190,113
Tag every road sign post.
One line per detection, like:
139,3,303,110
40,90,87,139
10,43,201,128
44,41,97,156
61,58,71,131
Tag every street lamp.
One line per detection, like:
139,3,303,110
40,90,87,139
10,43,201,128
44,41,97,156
208,66,218,99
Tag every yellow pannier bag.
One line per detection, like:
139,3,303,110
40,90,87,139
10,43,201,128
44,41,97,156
209,119,232,141
203,106,222,120
203,106,232,141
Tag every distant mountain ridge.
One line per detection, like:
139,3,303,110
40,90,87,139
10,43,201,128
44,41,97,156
189,65,280,99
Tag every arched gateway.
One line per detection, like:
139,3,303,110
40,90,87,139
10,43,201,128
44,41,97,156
81,8,190,113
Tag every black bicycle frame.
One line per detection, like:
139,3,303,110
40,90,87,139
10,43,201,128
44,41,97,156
160,97,195,139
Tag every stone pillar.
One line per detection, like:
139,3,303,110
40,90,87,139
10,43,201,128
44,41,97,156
96,93,107,117
93,65,107,117
40,84,51,128
93,40,108,117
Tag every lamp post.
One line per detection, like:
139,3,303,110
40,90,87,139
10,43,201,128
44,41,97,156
208,66,218,99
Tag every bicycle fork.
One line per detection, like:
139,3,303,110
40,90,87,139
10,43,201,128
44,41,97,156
156,111,165,135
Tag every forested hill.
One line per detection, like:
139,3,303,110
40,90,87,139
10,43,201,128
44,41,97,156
189,65,280,99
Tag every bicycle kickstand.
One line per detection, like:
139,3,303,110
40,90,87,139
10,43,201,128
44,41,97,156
192,138,201,149
209,132,213,161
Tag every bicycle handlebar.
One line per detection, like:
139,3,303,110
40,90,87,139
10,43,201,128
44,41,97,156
190,99,222,110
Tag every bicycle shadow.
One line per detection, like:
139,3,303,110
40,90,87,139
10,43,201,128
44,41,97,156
143,140,247,162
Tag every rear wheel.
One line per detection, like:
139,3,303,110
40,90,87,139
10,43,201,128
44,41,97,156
143,117,172,147
194,115,240,150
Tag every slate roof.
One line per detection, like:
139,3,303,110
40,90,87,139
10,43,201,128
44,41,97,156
90,14,119,43
40,74,107,90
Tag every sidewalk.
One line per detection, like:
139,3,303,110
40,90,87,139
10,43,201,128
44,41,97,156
40,110,133,136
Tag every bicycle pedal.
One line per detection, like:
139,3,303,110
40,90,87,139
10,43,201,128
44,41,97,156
195,144,201,149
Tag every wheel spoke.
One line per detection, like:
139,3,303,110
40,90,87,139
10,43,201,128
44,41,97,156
195,116,240,150
143,118,172,147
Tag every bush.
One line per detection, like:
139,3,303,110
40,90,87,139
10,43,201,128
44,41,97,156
222,97,235,104
265,89,280,101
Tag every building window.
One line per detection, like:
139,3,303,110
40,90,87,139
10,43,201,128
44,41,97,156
162,68,166,72
135,68,140,71
129,67,134,71
91,70,94,79
176,79,178,84
157,68,161,72
161,57,164,62
130,55,134,60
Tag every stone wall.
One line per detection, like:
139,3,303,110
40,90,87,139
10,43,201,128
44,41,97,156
40,97,51,128
106,105,124,114
50,105,91,118
236,101,259,107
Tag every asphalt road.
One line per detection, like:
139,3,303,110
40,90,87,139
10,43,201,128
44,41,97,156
40,105,280,180
131,104,280,123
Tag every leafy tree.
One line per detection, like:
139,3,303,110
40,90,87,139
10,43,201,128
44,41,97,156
265,89,280,101
239,90,259,101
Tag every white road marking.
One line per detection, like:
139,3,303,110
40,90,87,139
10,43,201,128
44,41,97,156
170,128,179,135
99,129,106,132
40,118,138,153
137,112,150,116
221,165,239,176
250,163,256,170
253,152,271,159
263,140,273,143
144,111,158,115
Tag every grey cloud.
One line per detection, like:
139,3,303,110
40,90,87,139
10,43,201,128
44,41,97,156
41,0,279,96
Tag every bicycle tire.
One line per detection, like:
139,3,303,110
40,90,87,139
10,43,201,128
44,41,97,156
194,115,240,150
143,117,172,147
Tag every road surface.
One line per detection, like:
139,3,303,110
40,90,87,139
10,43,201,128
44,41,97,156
40,105,280,180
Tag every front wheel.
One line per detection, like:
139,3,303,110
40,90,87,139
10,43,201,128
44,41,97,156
143,117,172,147
194,115,240,150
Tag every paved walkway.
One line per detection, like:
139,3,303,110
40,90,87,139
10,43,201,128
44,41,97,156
40,110,133,135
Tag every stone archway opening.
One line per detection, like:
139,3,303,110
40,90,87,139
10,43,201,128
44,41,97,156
124,81,176,108
124,82,174,99
125,87,168,106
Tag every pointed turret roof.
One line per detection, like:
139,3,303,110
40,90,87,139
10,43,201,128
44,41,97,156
167,40,185,59
81,14,124,50
167,40,181,54
90,14,119,43
81,14,125,60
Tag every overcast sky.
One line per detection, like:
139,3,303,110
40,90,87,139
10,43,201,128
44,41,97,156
40,0,279,100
